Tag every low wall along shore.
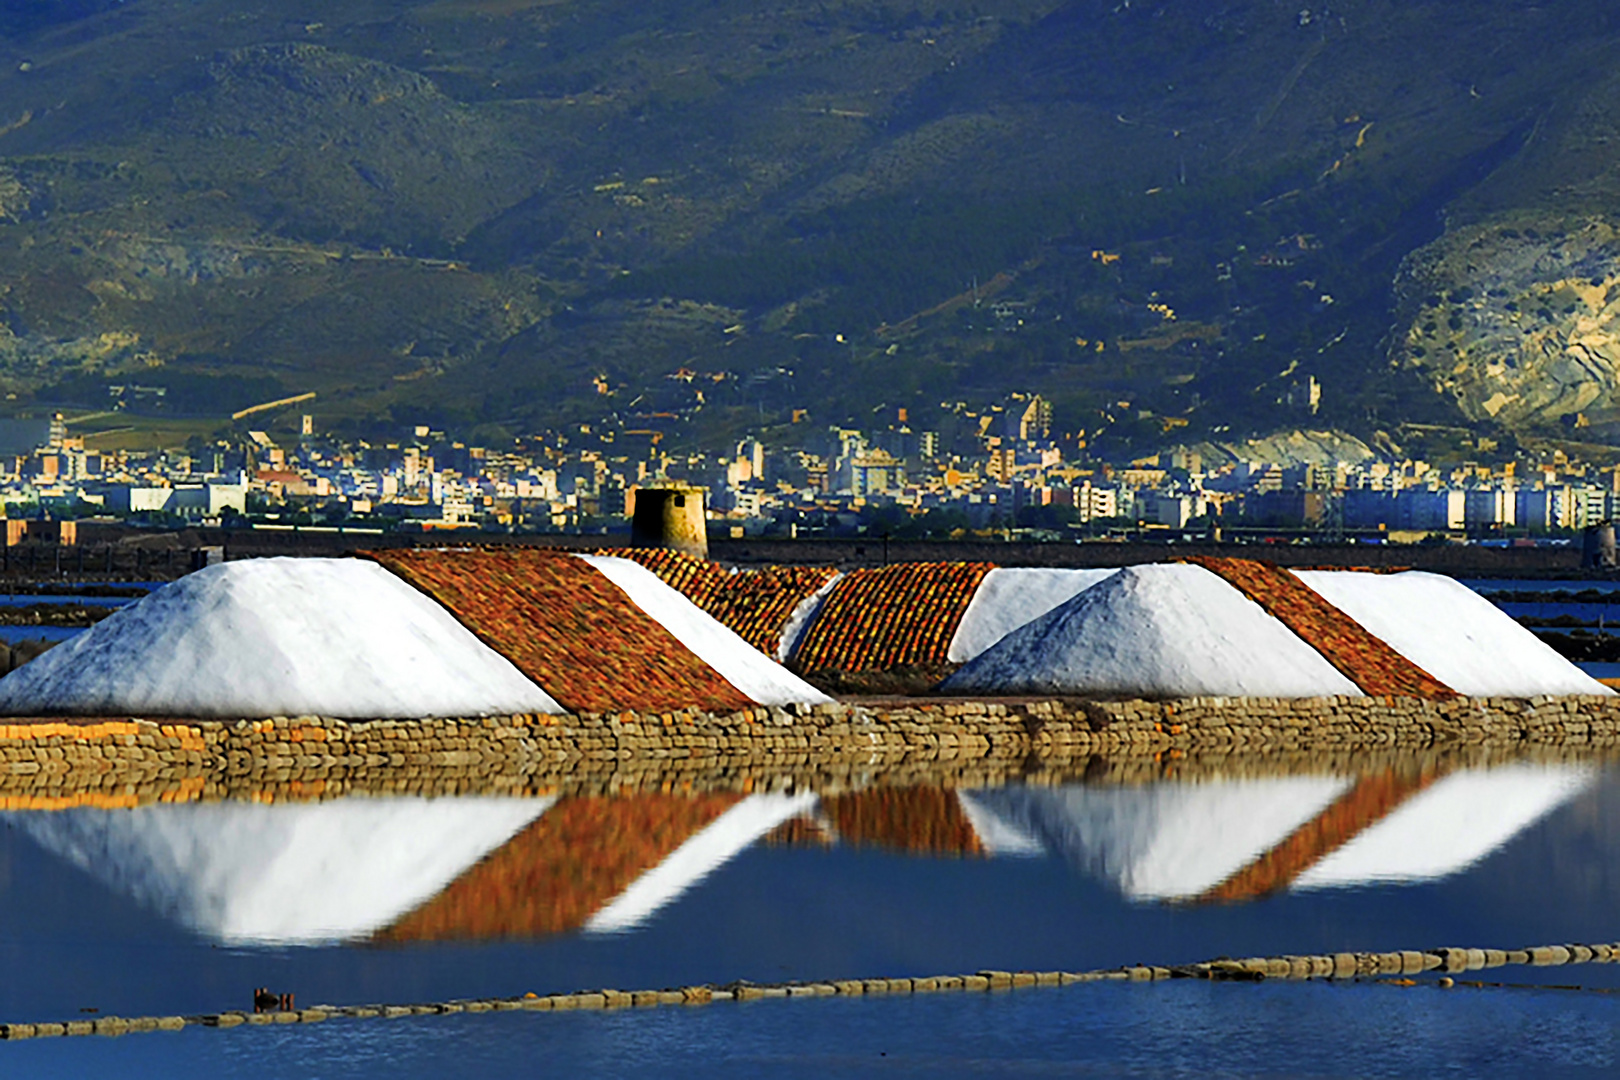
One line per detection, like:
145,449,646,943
3,694,1620,806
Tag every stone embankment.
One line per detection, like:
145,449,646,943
3,695,1620,805
5,940,1618,1040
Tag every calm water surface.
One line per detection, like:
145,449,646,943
1,757,1618,1075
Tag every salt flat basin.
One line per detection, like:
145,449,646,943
959,763,1597,901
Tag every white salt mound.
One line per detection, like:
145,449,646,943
5,796,556,944
577,554,831,706
941,563,1363,699
947,568,1119,662
0,558,564,718
1292,569,1612,697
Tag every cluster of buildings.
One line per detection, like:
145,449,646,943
0,398,1615,542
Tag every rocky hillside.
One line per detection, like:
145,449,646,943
0,0,1617,451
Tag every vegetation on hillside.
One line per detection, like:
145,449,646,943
0,0,1614,450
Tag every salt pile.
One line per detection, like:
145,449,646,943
5,796,556,944
946,568,1118,662
576,555,831,707
941,563,1364,698
1292,569,1610,697
0,558,565,719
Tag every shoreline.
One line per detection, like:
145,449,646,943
2,694,1619,805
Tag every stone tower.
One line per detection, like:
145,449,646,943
630,485,709,559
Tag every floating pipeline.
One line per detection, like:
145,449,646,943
6,941,1620,1040
6,696,1620,806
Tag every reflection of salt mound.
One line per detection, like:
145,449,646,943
1292,763,1596,889
941,564,1362,698
947,568,1118,662
0,559,564,718
1293,570,1609,697
960,777,1354,899
6,797,555,943
584,792,819,933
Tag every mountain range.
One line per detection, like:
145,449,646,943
1,0,1619,455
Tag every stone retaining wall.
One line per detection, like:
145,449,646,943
1,694,1619,806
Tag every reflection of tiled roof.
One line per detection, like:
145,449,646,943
1195,766,1442,904
616,549,836,654
375,792,742,942
1184,557,1458,699
365,549,751,714
821,787,984,857
763,814,833,848
792,563,994,673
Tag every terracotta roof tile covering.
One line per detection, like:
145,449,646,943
791,563,995,673
365,548,751,714
614,548,729,602
616,549,837,654
820,787,984,857
376,792,742,943
1196,766,1442,904
1183,556,1459,700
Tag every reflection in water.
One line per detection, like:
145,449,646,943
960,763,1595,901
960,775,1357,899
4,792,815,946
5,797,555,944
2,763,1600,946
1292,765,1597,890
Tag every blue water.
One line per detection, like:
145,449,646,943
0,762,1617,1075
0,595,140,608
1494,601,1620,632
1462,578,1620,594
5,977,1617,1078
0,626,83,645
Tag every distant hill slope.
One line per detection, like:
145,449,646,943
0,0,1616,449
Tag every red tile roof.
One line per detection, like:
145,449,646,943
791,563,994,673
1183,557,1458,699
615,548,836,655
365,548,752,714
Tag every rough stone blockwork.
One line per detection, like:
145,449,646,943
1,695,1619,805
